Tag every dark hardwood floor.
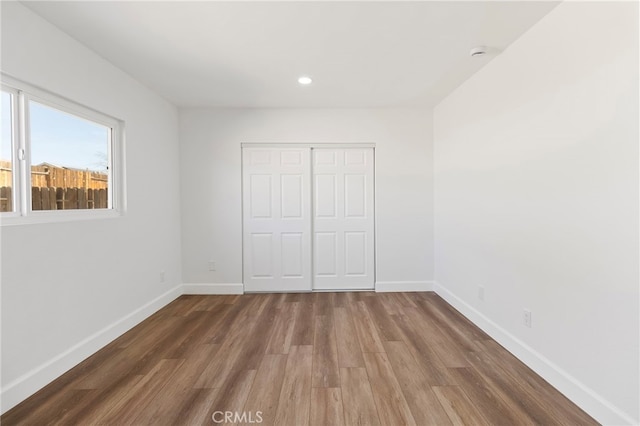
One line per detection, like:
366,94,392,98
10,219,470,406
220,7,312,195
1,292,598,425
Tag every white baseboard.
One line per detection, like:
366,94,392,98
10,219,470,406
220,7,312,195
182,283,244,295
0,285,183,415
433,281,637,426
375,280,433,292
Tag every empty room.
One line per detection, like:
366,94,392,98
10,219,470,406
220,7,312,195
0,1,638,425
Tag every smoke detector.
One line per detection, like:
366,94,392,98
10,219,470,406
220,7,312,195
470,46,487,57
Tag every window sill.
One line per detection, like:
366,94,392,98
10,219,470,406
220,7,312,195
0,209,122,226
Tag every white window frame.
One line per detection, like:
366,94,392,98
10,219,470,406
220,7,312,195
2,86,21,218
1,75,125,226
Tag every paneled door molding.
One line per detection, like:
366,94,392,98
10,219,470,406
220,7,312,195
242,147,312,292
312,148,375,290
242,145,375,292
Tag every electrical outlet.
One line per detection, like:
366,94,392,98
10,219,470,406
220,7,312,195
160,270,165,283
523,309,532,328
478,286,485,301
208,261,216,271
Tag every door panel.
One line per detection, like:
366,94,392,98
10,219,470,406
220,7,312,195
250,233,273,278
315,175,337,218
250,175,272,218
281,233,304,277
345,231,367,276
280,175,303,218
345,174,366,217
313,148,374,290
314,232,337,276
314,150,337,166
345,149,366,165
243,148,312,292
280,150,303,165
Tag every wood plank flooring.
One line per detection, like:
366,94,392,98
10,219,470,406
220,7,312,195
1,292,598,425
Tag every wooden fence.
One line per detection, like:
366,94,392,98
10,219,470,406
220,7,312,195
0,160,11,187
0,187,11,212
0,161,109,212
0,161,108,189
30,163,108,190
0,187,108,212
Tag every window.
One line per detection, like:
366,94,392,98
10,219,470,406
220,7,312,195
1,90,14,212
1,75,123,224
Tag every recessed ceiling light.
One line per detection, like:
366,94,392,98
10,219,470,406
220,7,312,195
470,46,487,57
298,76,313,85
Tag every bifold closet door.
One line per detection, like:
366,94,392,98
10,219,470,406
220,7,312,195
242,148,312,292
313,148,375,290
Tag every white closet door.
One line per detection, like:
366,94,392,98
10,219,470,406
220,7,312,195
242,148,312,292
313,148,375,290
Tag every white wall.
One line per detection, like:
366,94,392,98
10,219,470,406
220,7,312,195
0,3,182,413
179,108,433,292
434,2,638,424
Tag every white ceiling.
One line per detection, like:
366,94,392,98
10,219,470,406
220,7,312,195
22,1,559,108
